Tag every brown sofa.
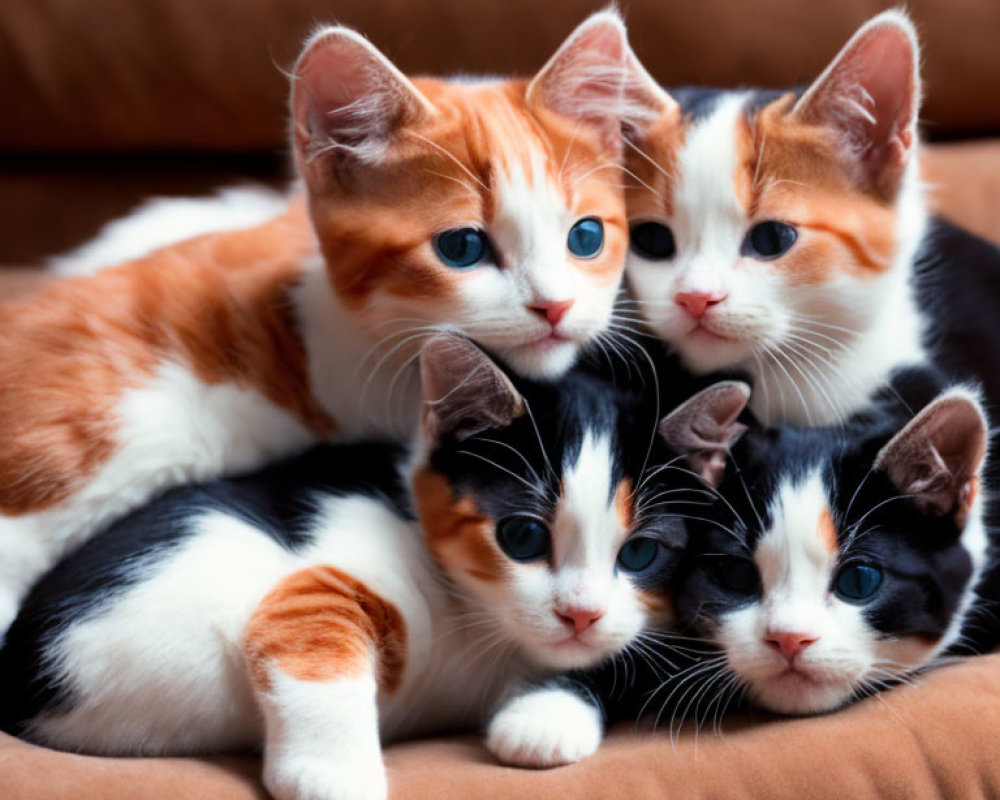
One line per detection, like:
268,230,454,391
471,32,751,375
2,1,1000,797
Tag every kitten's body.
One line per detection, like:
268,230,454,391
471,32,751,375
48,185,294,278
0,14,663,636
1,337,747,799
623,11,1000,430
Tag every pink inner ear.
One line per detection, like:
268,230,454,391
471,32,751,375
529,12,666,145
292,28,431,162
792,16,919,194
532,16,629,123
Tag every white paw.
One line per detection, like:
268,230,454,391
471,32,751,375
264,756,387,800
485,687,603,768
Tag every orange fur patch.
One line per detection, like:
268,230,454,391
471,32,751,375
623,104,685,223
816,508,839,554
638,591,672,616
738,95,898,283
411,467,507,583
244,565,406,694
613,478,634,531
0,199,333,514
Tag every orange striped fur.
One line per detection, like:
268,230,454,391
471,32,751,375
245,566,406,694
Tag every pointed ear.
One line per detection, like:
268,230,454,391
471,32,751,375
527,11,673,149
790,10,921,198
874,389,988,522
420,335,526,443
659,382,752,487
291,26,435,180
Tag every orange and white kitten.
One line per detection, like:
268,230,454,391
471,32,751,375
0,13,663,636
624,11,932,426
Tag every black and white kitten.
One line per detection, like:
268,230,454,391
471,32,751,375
0,335,751,797
663,374,990,717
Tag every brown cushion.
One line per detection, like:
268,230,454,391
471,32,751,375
3,651,1000,799
1,0,999,153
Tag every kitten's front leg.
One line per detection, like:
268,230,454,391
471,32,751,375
244,566,406,800
253,671,386,800
485,679,606,768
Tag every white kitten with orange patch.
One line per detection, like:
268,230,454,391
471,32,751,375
0,13,664,638
623,10,1000,427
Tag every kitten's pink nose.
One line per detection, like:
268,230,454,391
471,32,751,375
529,298,575,327
555,607,605,634
765,631,819,661
674,290,726,319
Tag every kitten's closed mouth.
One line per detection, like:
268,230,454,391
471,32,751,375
686,322,734,342
521,331,575,351
550,633,596,652
770,665,834,689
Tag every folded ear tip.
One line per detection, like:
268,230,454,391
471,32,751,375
419,334,491,386
717,381,752,400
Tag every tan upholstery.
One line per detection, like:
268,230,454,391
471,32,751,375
4,652,1000,799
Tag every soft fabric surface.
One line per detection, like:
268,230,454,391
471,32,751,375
3,652,1000,799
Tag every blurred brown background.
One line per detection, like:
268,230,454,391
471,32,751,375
1,0,999,276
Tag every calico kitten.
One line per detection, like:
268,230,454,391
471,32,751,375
0,335,751,796
0,12,665,637
663,377,990,717
622,10,1000,427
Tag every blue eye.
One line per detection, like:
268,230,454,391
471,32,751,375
712,557,759,594
567,217,604,258
433,228,491,269
630,222,675,260
834,563,882,602
496,516,550,561
617,537,660,572
741,221,797,259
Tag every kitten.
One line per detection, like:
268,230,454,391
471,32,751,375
663,375,989,718
0,336,750,799
622,9,1000,427
0,12,665,636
